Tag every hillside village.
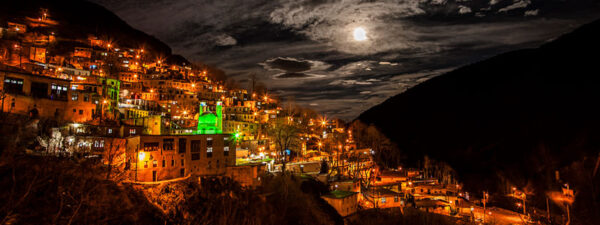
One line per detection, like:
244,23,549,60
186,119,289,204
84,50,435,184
0,7,569,225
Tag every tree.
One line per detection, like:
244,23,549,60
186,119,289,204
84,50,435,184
268,119,301,172
351,120,404,169
102,138,126,181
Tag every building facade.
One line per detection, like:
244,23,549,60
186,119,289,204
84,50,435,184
126,133,235,182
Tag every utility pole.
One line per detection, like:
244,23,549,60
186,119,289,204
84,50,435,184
135,145,139,182
522,193,527,215
483,191,488,223
546,197,551,221
566,204,570,225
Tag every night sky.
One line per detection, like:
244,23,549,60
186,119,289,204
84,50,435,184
92,0,600,120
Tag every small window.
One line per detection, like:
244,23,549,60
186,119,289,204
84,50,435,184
163,138,174,151
79,110,83,115
108,128,112,134
129,128,136,134
191,140,201,152
93,140,104,148
171,159,174,166
181,159,184,166
207,137,213,147
178,138,187,153
143,142,159,151
3,77,24,94
153,160,158,167
162,160,165,167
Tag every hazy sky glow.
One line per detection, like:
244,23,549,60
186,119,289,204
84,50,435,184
93,0,600,120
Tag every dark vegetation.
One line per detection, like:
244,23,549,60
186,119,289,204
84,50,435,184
347,208,463,225
357,19,600,224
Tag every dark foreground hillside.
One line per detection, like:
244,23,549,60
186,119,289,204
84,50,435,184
357,19,600,224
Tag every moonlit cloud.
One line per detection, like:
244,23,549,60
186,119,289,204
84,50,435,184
92,0,600,119
458,5,472,14
498,0,530,12
524,9,539,16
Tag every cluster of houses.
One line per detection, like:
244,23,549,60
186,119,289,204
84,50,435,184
0,9,279,184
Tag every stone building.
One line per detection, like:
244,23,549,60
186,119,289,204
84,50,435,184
126,133,235,182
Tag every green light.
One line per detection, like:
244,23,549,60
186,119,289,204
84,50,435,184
195,101,223,134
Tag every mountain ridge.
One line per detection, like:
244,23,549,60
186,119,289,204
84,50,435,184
356,18,600,223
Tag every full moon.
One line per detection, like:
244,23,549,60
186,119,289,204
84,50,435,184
353,27,367,41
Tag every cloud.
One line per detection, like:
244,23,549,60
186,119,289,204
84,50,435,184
498,0,531,12
215,34,237,46
524,9,539,16
260,57,330,79
329,79,377,86
458,5,472,14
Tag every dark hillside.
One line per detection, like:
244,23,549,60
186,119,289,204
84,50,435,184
357,18,600,223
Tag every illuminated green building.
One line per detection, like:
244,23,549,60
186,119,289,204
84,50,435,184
195,101,223,134
98,77,120,111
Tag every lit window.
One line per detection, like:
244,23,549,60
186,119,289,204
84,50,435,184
129,128,136,134
108,128,112,134
94,140,104,148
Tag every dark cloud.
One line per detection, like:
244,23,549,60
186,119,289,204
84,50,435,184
92,0,600,119
265,58,312,73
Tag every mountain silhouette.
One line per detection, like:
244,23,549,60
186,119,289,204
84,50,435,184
357,18,600,222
